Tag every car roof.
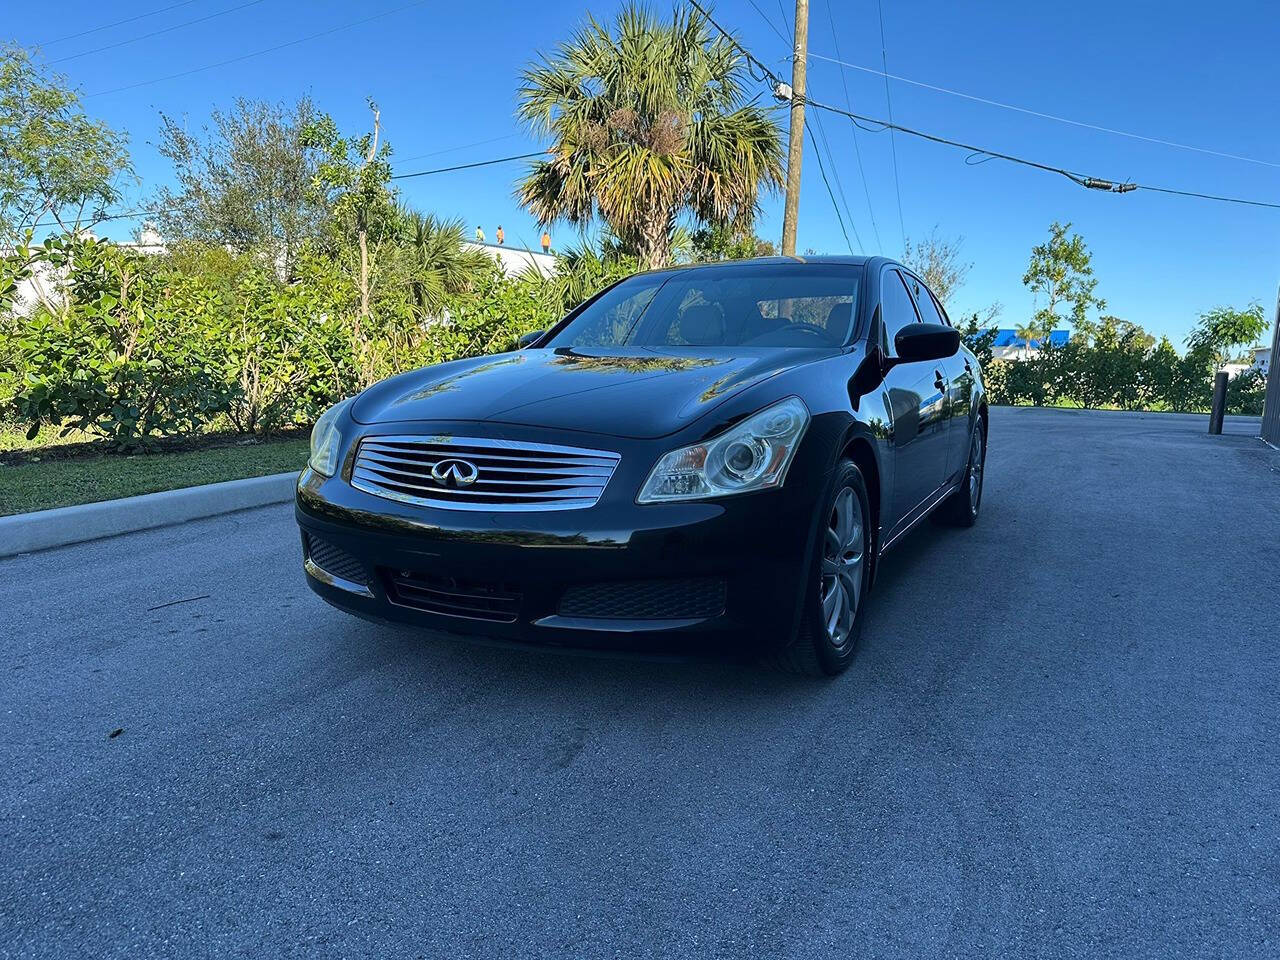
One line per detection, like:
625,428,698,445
634,254,890,281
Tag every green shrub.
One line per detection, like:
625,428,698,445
1227,368,1267,416
7,237,234,449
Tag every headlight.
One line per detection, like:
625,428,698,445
637,397,810,503
309,397,353,477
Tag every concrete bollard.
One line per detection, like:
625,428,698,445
1208,370,1228,435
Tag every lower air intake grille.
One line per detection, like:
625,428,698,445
384,570,522,623
558,579,727,620
305,534,368,585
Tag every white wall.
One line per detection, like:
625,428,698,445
464,242,555,278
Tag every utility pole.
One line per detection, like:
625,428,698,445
1260,283,1280,445
780,0,808,256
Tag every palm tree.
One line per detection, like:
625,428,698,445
1014,322,1039,359
516,4,784,271
397,208,491,319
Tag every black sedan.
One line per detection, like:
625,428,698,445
295,256,987,675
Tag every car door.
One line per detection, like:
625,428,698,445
935,295,978,481
878,268,950,528
904,274,971,484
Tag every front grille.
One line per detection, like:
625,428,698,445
383,569,522,622
350,435,620,512
305,534,368,585
558,578,727,620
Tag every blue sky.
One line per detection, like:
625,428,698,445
10,0,1279,343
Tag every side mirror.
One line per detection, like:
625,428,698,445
517,330,545,349
894,323,960,363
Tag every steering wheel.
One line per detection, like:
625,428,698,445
776,322,832,342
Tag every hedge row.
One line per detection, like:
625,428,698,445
1,237,1267,451
974,335,1267,415
1,236,568,448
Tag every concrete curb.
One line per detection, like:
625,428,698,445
0,471,298,559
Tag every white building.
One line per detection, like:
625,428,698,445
1223,346,1271,379
464,242,555,278
1252,345,1271,375
5,226,165,315
989,328,1070,361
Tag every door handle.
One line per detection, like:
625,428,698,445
964,358,973,374
934,370,946,392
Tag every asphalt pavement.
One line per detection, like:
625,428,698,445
2,407,1278,959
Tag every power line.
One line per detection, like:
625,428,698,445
804,119,856,254
37,1,201,47
28,206,166,231
807,52,1280,170
744,0,788,44
391,152,544,180
821,0,881,252
49,0,270,66
809,111,863,252
85,1,428,98
687,0,1280,212
875,0,905,250
801,94,1280,210
394,133,525,167
28,148,549,230
742,0,860,253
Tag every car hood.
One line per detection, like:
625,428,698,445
351,346,831,439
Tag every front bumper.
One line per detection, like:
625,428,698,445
294,427,826,656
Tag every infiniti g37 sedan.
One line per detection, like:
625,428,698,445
295,256,987,675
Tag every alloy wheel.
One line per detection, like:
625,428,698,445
969,428,985,513
820,487,865,648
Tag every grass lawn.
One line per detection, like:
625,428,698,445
0,436,308,517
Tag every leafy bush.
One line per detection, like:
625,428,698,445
3,224,1270,452
981,336,1265,414
7,237,234,448
1226,368,1267,416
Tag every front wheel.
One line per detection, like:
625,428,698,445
769,460,871,677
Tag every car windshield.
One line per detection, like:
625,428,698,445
544,263,862,350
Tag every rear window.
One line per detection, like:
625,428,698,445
545,264,862,349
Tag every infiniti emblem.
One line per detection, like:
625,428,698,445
430,458,480,487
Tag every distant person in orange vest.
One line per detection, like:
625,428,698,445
475,226,485,244
540,230,551,254
495,225,505,245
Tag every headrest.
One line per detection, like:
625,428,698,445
679,304,725,346
824,302,852,337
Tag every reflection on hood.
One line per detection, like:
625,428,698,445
352,346,831,440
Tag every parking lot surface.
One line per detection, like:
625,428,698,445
2,407,1277,958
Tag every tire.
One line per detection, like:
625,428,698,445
769,460,872,677
936,416,986,528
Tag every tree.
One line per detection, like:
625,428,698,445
1014,322,1039,358
152,97,326,275
395,208,491,319
958,310,999,369
1097,314,1154,351
549,235,638,312
901,228,970,306
689,223,774,262
1186,303,1267,367
1076,315,1153,409
1022,221,1105,344
0,45,132,243
301,101,397,340
516,4,784,270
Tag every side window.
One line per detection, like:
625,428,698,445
906,273,946,327
879,269,920,356
930,290,952,327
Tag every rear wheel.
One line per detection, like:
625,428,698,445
770,460,871,676
936,417,985,527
